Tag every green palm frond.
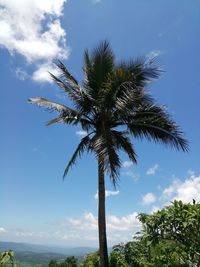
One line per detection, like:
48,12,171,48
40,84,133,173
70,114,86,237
127,112,188,152
49,73,81,104
46,115,77,126
63,134,91,178
46,117,65,126
91,133,121,187
56,60,79,85
47,113,93,130
28,97,69,113
84,40,115,99
83,49,92,74
111,130,137,164
123,56,162,87
115,85,153,113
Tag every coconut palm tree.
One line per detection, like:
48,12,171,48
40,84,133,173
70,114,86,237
29,41,188,267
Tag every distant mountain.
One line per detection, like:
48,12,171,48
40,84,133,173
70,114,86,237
0,241,96,256
0,241,98,267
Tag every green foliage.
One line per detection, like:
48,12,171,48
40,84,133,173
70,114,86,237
0,251,17,267
109,201,200,267
49,259,59,267
138,200,200,266
79,251,100,267
109,251,130,267
48,256,78,267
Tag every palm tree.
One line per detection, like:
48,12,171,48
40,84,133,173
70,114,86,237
29,41,188,267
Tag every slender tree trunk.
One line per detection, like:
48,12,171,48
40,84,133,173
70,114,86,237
98,159,109,267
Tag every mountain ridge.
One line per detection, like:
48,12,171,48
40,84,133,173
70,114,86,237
0,241,97,256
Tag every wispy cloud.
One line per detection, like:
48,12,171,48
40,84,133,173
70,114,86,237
0,227,7,233
92,0,101,3
122,171,140,181
146,164,159,176
15,68,29,81
147,50,162,60
142,192,156,205
122,160,133,169
0,0,69,83
76,130,88,137
94,190,119,200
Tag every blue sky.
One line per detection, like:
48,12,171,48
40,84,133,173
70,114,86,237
0,0,200,247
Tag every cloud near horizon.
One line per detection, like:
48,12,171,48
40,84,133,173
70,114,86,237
0,0,69,83
61,211,141,244
1,212,141,246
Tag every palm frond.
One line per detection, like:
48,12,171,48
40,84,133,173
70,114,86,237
127,106,188,152
84,40,115,99
123,56,162,87
63,134,91,178
49,73,81,104
46,115,78,126
46,117,65,126
28,97,69,113
56,60,78,85
83,49,92,74
91,133,121,188
115,85,153,113
47,114,93,130
111,130,137,164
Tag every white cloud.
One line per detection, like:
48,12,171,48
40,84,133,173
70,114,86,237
106,212,140,232
146,164,159,176
16,231,33,237
122,160,133,168
62,211,141,244
122,171,140,181
142,192,156,205
32,62,61,83
147,50,162,60
0,0,69,82
94,190,119,200
0,227,7,233
67,212,98,231
162,174,200,203
75,130,88,137
187,169,195,178
15,68,29,81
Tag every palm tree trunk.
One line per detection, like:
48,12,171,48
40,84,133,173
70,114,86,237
98,159,109,267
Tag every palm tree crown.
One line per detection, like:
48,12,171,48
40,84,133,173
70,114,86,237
29,41,188,187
